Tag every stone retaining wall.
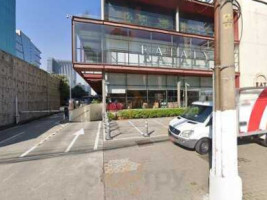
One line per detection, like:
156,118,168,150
0,50,60,127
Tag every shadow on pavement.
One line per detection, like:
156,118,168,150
0,114,66,148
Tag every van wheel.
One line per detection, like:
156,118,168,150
195,138,211,155
261,134,267,147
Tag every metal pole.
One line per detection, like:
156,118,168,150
177,81,181,108
102,71,106,116
70,71,72,100
209,1,242,200
144,121,149,137
15,95,20,124
105,112,111,140
185,83,190,107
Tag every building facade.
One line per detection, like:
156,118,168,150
72,0,241,109
16,30,42,67
237,0,267,88
47,58,77,87
0,0,16,56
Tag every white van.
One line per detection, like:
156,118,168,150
169,87,267,154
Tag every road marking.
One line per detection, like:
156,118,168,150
153,120,168,128
94,122,102,150
0,132,25,145
65,129,84,153
18,120,67,158
19,132,55,157
128,121,144,136
20,145,38,157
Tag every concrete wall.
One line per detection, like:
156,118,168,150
238,0,267,87
0,50,60,127
69,104,103,122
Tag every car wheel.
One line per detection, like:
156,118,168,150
260,133,267,147
195,138,211,155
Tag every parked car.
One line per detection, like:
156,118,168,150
169,87,267,154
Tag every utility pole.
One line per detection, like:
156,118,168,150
209,0,242,200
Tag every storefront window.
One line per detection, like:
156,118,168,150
127,90,147,109
148,91,167,108
105,73,213,109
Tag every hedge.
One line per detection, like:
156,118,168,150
108,108,186,120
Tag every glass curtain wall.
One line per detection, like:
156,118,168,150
106,73,213,110
105,0,175,30
74,21,239,70
180,13,214,36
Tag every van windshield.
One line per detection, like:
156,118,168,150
181,105,212,123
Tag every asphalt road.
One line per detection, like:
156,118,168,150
0,114,104,200
1,115,267,200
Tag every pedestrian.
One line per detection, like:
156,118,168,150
64,106,69,121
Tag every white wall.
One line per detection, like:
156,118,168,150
238,0,267,87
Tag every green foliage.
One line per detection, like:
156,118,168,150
108,108,186,120
107,112,116,121
71,85,87,99
158,18,171,29
91,99,101,104
52,74,70,106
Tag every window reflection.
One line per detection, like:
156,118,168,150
74,21,238,70
105,0,175,31
180,13,214,36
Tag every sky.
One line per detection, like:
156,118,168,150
16,0,101,83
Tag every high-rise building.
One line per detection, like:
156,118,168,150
0,0,16,55
47,58,77,87
71,0,266,109
16,30,41,67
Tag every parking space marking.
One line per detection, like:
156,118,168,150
20,145,38,158
0,132,25,145
94,122,102,150
153,120,169,129
128,121,144,136
19,123,68,157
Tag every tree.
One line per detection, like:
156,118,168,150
52,74,70,106
71,85,87,99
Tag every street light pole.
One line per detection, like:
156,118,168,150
209,1,242,200
69,71,72,100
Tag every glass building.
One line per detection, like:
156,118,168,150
47,58,77,87
0,0,16,56
72,0,240,110
16,30,42,67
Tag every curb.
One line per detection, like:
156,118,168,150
103,135,169,150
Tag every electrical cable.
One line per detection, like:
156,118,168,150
251,0,267,5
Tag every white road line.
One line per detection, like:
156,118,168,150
128,121,144,136
153,120,168,129
0,132,25,145
94,122,102,150
18,121,67,158
20,145,38,157
19,132,55,157
65,129,84,153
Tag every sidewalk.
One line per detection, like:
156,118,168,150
103,117,172,150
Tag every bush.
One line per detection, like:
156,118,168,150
108,108,186,120
91,99,101,104
107,112,116,121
